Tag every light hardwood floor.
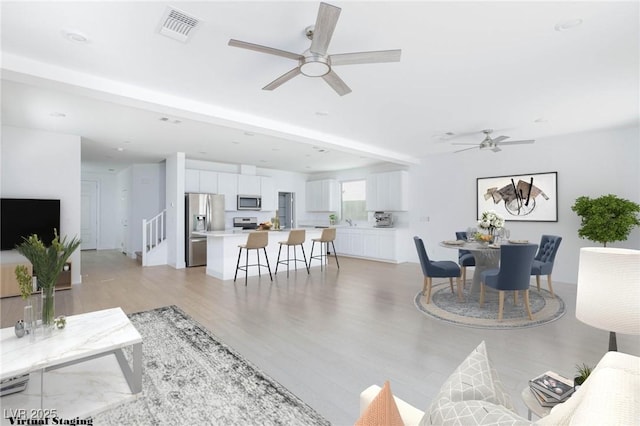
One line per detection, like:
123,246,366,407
2,250,638,425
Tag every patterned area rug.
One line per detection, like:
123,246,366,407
93,305,329,425
414,282,565,329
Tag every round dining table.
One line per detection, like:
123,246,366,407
440,240,502,296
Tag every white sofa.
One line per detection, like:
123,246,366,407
359,346,639,425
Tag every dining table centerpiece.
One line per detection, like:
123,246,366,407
15,231,81,331
477,210,505,241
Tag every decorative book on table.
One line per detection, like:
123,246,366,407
529,387,561,407
529,371,574,402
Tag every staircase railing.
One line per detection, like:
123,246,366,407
142,209,167,266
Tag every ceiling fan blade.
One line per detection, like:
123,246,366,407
262,67,302,91
322,70,351,96
492,135,509,143
451,142,480,146
329,49,402,66
229,39,303,61
310,2,341,56
454,146,479,153
491,146,502,153
500,139,536,145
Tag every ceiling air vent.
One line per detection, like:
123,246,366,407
158,7,200,43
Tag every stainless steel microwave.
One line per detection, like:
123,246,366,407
237,195,262,210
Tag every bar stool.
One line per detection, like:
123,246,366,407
234,231,272,285
275,229,310,277
309,227,340,270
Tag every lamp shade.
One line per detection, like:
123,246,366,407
576,247,640,335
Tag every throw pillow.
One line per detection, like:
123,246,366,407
425,400,530,426
420,341,515,426
355,381,404,426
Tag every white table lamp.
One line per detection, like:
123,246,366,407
576,247,640,351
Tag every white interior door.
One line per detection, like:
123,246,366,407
81,180,98,250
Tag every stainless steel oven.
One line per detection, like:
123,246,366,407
237,195,262,210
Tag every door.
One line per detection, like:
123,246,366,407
81,180,98,250
278,192,295,229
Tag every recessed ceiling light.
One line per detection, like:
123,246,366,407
108,168,115,172
259,160,267,163
272,148,280,151
198,151,207,154
124,140,132,144
116,147,124,152
232,141,240,144
315,111,329,116
159,117,169,121
534,118,548,123
62,30,88,43
244,131,254,136
49,112,66,118
555,19,583,31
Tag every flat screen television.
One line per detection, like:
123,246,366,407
1,198,61,250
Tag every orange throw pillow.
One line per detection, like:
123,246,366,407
355,381,404,426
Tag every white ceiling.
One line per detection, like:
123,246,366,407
1,1,638,174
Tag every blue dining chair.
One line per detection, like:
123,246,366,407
530,235,562,298
414,236,462,304
455,231,475,286
479,243,538,320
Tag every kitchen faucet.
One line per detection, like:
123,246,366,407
346,218,353,226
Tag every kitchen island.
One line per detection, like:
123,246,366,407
194,228,326,281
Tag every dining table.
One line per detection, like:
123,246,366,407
440,239,504,296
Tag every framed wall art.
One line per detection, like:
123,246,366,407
476,172,558,222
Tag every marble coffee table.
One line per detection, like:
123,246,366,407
0,307,142,423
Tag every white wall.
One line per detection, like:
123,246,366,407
166,153,185,269
1,126,82,284
81,171,119,249
409,125,640,284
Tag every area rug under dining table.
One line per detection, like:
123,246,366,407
414,281,565,329
92,305,329,425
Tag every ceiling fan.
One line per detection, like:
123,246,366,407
452,129,535,153
228,2,401,96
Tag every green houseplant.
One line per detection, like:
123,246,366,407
571,194,640,246
574,363,593,389
15,231,81,329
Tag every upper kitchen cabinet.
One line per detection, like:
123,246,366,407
306,179,340,212
185,169,218,194
218,172,238,211
366,171,409,211
260,177,277,212
237,174,261,195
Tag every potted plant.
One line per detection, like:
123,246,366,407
329,214,337,225
571,194,640,247
15,230,80,330
15,264,34,334
574,363,593,390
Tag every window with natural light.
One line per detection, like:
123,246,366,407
341,180,367,222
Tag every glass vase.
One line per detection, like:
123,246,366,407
23,303,35,337
41,286,56,332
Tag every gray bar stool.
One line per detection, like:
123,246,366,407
309,227,340,270
234,231,272,285
275,229,310,277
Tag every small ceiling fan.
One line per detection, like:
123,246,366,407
452,129,535,153
228,2,401,96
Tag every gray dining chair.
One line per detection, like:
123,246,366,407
480,243,538,320
530,235,562,297
414,236,462,304
455,231,475,286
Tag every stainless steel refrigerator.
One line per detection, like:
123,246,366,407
185,193,225,267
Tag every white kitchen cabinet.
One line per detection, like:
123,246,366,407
199,171,218,194
335,227,401,262
237,174,261,195
366,170,409,211
260,177,276,212
185,169,218,194
218,172,238,211
185,169,200,193
306,179,339,212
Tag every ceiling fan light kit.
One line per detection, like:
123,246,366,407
228,2,401,95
